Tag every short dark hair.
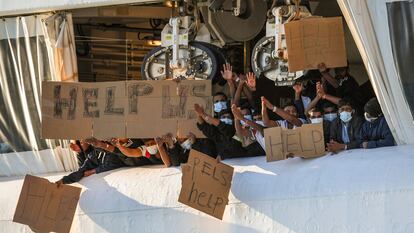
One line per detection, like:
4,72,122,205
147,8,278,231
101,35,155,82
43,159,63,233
308,107,322,114
214,92,227,100
218,109,233,118
338,98,353,109
322,101,337,110
282,103,296,109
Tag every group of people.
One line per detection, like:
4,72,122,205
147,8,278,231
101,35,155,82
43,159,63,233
57,62,395,185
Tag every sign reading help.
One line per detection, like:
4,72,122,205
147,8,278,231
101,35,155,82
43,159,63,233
178,150,234,220
264,123,325,162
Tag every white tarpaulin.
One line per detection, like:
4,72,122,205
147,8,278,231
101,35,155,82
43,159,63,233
337,0,414,145
1,146,414,232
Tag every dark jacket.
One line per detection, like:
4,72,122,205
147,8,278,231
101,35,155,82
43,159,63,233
359,116,395,148
62,148,124,184
197,121,246,159
330,115,363,149
167,139,217,166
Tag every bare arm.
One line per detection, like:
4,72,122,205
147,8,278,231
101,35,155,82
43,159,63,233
233,79,244,106
305,81,322,114
262,97,303,127
318,63,339,88
261,97,278,127
115,144,143,157
155,137,171,167
195,104,220,126
231,104,251,137
318,82,341,105
243,72,256,107
221,63,236,102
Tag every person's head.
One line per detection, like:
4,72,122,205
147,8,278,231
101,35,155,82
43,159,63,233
213,92,228,113
334,62,349,78
143,139,156,147
308,107,323,124
364,97,382,122
239,106,253,127
218,109,233,125
283,104,298,117
252,111,262,121
338,99,354,123
322,102,338,122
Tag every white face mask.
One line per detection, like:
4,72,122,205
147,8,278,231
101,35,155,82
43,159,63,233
255,120,265,126
220,118,233,125
364,112,378,122
214,101,227,113
240,115,253,127
340,111,353,123
310,118,323,124
180,138,193,150
145,145,158,155
323,113,337,122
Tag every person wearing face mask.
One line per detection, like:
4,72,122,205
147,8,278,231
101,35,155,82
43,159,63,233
232,104,267,153
213,92,229,116
328,99,363,153
231,105,266,156
322,102,338,122
194,104,246,159
158,133,217,166
318,63,359,99
307,107,331,145
359,98,395,149
318,63,367,115
261,96,308,129
112,138,166,166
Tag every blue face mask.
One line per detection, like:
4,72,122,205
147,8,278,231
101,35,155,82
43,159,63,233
323,113,337,122
220,118,233,125
241,115,253,127
340,111,353,123
214,101,228,113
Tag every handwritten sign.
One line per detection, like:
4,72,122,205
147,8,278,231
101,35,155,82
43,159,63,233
264,123,325,162
284,17,347,72
178,150,234,220
42,80,212,139
13,175,81,233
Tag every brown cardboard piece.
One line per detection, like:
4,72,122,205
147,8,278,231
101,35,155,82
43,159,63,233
264,123,325,162
13,175,81,233
284,17,347,72
42,80,212,139
178,150,234,220
42,82,92,139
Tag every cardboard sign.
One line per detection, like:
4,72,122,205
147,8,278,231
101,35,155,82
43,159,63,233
42,80,213,139
178,150,234,220
264,123,325,162
13,175,81,233
284,17,347,72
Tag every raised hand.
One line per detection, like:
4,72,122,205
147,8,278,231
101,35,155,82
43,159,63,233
261,96,274,110
194,104,205,116
220,63,233,81
163,133,175,147
316,81,326,98
110,138,121,147
187,132,196,143
246,72,256,91
231,104,244,120
318,63,327,73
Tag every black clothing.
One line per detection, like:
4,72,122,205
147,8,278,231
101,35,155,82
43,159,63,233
197,121,247,159
330,116,363,149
